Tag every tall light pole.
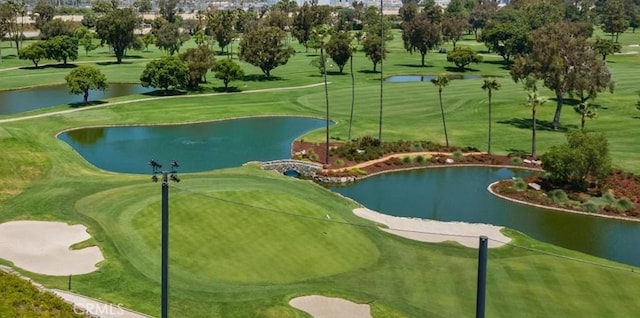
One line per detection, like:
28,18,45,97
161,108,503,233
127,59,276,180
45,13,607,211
149,159,180,318
378,0,384,142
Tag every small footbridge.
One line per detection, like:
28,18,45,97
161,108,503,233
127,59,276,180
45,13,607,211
262,159,323,177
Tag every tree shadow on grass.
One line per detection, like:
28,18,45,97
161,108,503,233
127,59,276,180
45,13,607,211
482,60,511,70
506,148,531,157
20,63,78,70
141,89,186,97
444,66,480,73
68,100,108,108
394,63,432,68
308,71,348,78
561,98,609,110
357,69,380,74
212,86,242,93
243,74,283,81
96,61,134,66
498,117,576,132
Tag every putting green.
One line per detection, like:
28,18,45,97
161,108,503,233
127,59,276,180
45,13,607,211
76,168,379,288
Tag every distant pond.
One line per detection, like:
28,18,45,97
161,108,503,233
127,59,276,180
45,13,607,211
385,74,483,82
0,83,154,115
58,116,326,174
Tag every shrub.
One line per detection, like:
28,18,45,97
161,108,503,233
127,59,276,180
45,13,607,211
616,198,635,212
581,201,599,213
512,178,527,191
415,155,425,163
334,159,344,167
603,189,616,204
548,189,568,203
309,152,319,161
402,156,411,164
349,167,367,175
411,143,423,152
452,150,464,160
510,157,523,165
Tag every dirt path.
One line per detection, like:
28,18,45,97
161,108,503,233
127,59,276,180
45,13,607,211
0,82,328,124
325,151,485,171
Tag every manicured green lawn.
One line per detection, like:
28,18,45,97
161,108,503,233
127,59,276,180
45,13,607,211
0,29,640,317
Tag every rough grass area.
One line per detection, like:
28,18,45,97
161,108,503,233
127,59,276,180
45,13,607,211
0,271,82,317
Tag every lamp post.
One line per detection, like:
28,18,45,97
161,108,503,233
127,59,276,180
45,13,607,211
149,159,180,318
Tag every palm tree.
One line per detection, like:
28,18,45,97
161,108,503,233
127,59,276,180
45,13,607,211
378,0,384,143
526,88,547,159
481,78,501,154
431,74,450,149
574,102,596,131
315,25,331,164
348,42,357,141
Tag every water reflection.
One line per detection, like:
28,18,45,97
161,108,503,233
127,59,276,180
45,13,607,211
0,83,155,115
65,127,106,145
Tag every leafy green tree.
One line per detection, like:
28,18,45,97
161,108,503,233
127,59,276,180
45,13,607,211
480,21,529,64
266,9,291,31
325,31,354,74
511,22,599,130
0,0,26,55
158,0,180,24
74,27,99,56
542,130,611,190
18,41,47,67
32,0,54,31
431,74,450,149
65,65,108,104
481,78,501,154
524,87,548,159
441,15,467,48
134,0,153,13
91,0,118,14
81,11,98,28
142,32,156,52
574,102,597,131
446,46,482,70
40,18,75,40
140,56,189,93
292,3,313,51
362,6,393,41
153,18,182,55
362,34,385,72
211,58,245,89
238,26,295,78
45,35,78,65
592,37,621,61
179,46,215,88
468,1,497,40
95,8,137,64
207,9,237,54
402,13,441,67
601,0,629,42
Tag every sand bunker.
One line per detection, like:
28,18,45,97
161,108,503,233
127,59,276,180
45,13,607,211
290,295,371,318
354,208,510,248
0,221,104,275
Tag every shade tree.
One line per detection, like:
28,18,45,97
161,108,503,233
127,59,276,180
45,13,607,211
179,46,215,88
211,58,245,89
362,34,385,72
65,65,108,104
140,56,190,93
238,26,295,78
446,46,482,70
325,30,354,74
95,8,137,63
18,41,47,68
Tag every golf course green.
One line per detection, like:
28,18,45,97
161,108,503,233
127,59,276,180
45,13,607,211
1,28,640,317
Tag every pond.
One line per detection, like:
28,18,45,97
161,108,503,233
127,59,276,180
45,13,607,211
385,74,483,82
58,116,327,174
0,83,155,115
330,167,640,267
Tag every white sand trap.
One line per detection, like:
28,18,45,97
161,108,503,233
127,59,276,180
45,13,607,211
0,221,104,275
354,208,510,248
290,295,371,318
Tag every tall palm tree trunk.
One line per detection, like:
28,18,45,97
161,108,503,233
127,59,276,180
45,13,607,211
348,55,355,141
532,108,537,159
439,88,449,149
488,90,492,154
321,46,330,164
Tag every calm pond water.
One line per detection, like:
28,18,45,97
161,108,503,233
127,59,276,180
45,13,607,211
331,167,640,267
386,74,483,82
58,116,326,174
0,83,154,115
